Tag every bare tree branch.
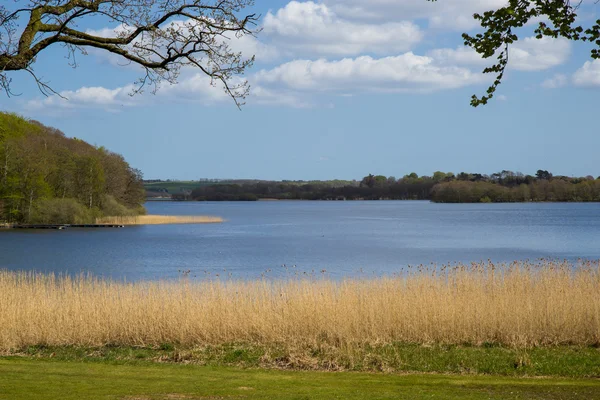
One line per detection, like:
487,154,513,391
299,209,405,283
0,0,258,107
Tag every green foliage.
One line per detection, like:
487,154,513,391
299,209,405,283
99,195,138,218
458,0,600,106
432,179,600,203
0,112,145,223
30,198,97,225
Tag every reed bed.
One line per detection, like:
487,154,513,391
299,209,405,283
0,260,599,351
96,215,223,225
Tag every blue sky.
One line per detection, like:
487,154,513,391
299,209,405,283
1,0,600,180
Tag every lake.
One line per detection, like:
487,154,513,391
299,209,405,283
1,201,599,281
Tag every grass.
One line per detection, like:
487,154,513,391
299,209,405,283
8,343,600,377
1,260,599,352
1,358,600,400
96,215,223,225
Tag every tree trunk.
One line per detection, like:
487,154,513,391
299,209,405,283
28,188,34,223
89,164,93,208
3,142,10,185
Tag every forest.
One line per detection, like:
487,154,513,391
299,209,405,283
0,112,145,224
186,171,600,203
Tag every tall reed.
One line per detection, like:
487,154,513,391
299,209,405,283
0,260,598,350
96,215,223,225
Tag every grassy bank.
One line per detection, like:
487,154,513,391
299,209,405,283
2,358,600,400
7,343,600,377
96,215,223,225
1,260,599,352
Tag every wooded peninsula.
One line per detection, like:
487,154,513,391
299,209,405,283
0,112,145,224
149,170,600,203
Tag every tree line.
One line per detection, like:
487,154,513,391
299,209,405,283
0,112,145,224
185,170,600,203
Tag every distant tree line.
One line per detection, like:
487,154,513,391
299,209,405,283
0,113,145,224
185,170,600,203
188,174,437,201
431,170,600,203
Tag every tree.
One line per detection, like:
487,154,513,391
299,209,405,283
0,0,258,107
432,171,447,182
536,169,553,181
0,112,145,223
360,174,376,189
453,0,600,106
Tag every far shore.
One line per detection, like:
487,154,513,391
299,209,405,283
97,215,224,225
0,215,224,228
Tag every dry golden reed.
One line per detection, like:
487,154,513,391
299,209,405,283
96,215,223,225
0,260,599,351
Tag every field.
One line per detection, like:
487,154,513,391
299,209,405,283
2,358,599,400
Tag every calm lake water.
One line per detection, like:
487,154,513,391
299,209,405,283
1,201,599,281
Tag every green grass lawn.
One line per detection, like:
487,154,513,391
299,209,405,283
13,344,600,378
1,358,599,400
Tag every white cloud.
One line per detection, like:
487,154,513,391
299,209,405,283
263,1,422,56
228,34,279,63
573,60,600,87
30,50,489,113
26,72,309,112
86,24,133,38
324,0,508,30
254,53,486,93
542,73,568,89
428,37,570,71
427,47,488,67
509,37,570,71
26,85,137,112
496,94,507,101
26,73,233,112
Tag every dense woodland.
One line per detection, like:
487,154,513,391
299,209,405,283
183,171,600,203
0,113,145,224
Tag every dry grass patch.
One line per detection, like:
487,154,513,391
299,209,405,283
0,260,599,351
96,215,223,225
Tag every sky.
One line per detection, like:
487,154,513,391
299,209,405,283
1,0,600,181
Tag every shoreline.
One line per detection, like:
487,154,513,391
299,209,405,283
96,215,224,225
0,215,225,229
145,197,600,203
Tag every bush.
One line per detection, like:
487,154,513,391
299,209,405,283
100,195,138,217
30,198,97,224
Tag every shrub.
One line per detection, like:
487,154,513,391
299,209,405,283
100,195,138,217
30,198,97,224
